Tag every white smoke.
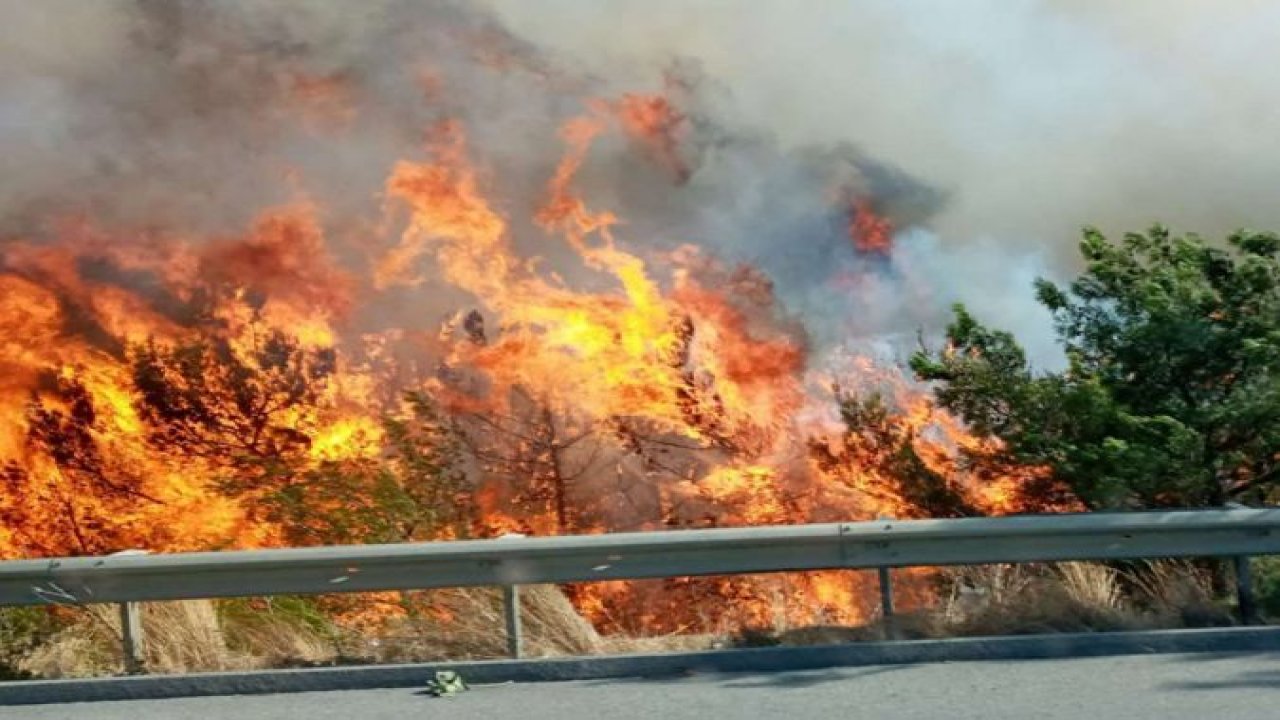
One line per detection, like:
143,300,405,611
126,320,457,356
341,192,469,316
7,0,1273,368
485,0,1280,244
482,0,1280,364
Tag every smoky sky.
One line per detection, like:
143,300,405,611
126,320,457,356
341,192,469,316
486,0,1280,251
7,0,1271,369
484,0,1280,365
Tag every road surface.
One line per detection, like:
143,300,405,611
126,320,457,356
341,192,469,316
8,652,1280,719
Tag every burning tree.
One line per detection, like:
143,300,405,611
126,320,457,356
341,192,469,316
131,319,471,546
130,327,337,493
810,389,975,519
5,373,168,556
437,304,788,536
267,392,472,546
455,388,610,535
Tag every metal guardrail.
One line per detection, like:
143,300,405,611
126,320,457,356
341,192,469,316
2,508,1278,671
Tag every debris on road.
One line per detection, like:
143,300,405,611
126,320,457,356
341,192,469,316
425,671,469,697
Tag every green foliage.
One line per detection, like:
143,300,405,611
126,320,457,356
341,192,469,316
912,226,1280,509
260,392,473,545
0,607,61,679
1253,556,1280,620
218,595,334,639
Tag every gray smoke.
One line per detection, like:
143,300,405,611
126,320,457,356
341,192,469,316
9,1,1270,369
486,0,1280,244
484,0,1280,366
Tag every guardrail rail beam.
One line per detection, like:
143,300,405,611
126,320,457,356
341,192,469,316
0,507,1276,676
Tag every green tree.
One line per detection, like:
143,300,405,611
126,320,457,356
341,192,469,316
264,392,473,545
911,226,1280,510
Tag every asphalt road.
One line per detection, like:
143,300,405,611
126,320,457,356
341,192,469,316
9,652,1280,719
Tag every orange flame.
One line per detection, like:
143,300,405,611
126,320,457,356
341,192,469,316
848,197,895,255
0,81,1047,635
611,93,693,184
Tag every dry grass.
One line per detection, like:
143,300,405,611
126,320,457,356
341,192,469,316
745,560,1240,648
9,584,696,679
936,560,1233,636
364,586,722,661
940,564,1035,624
18,628,116,679
1128,559,1233,627
17,598,346,678
7,562,1244,677
366,585,602,662
939,563,1138,636
600,633,723,654
20,601,250,678
1056,562,1123,610
217,598,340,668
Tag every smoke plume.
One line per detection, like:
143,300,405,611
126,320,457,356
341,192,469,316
5,0,1274,368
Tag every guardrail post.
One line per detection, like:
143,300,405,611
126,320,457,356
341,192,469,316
119,601,145,674
503,585,523,658
1233,556,1259,625
877,567,897,639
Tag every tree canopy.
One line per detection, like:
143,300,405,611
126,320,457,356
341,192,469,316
911,226,1280,510
130,326,471,546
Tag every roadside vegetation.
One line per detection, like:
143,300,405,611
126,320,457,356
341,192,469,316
0,558,1263,679
740,560,1238,647
0,584,720,678
4,225,1280,678
913,225,1280,510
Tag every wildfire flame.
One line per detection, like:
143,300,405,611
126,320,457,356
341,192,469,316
610,93,694,185
848,197,895,255
0,57,1041,634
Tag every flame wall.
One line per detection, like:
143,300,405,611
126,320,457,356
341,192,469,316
0,0,1134,631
